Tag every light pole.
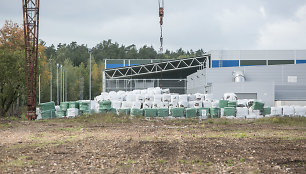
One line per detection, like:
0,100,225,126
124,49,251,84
60,65,62,103
50,58,52,102
57,64,59,105
38,53,41,104
89,49,92,114
62,66,65,102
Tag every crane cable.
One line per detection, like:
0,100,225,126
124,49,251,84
158,0,164,53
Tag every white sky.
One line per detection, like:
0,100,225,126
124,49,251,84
1,0,306,51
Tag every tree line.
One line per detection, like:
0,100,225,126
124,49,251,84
0,20,205,117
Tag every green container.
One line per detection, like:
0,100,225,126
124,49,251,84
38,102,55,111
99,108,116,114
210,107,221,118
108,108,117,114
69,102,79,109
218,100,228,108
171,108,185,117
263,107,271,116
197,108,210,117
228,101,237,108
60,102,69,111
186,108,197,118
224,107,236,116
252,101,264,110
56,110,66,118
118,109,130,115
79,101,90,111
157,108,169,117
131,109,143,116
41,109,56,119
99,101,112,110
144,109,157,117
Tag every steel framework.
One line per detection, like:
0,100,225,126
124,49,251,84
23,0,40,120
105,56,209,79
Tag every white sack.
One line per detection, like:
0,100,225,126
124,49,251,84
179,95,188,102
178,101,188,108
203,101,212,108
282,106,295,116
294,106,306,116
236,107,248,118
112,101,122,109
271,107,283,116
131,102,142,109
162,94,171,102
143,102,153,109
171,94,179,103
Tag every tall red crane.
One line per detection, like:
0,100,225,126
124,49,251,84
22,0,40,120
158,0,164,53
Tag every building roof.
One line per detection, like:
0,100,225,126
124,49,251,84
104,56,209,79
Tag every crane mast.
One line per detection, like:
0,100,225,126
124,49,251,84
158,0,164,53
22,0,40,120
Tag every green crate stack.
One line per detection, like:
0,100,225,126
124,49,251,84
99,101,112,110
252,101,264,111
69,101,79,109
263,107,271,116
56,110,66,118
38,102,55,111
197,108,210,118
131,109,143,116
118,109,130,115
218,100,228,108
144,109,157,117
60,102,69,111
41,110,56,119
171,108,185,117
224,107,236,116
79,101,90,114
210,107,221,118
228,101,237,108
186,108,197,118
38,102,56,119
157,108,169,117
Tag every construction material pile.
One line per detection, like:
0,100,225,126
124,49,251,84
37,87,306,119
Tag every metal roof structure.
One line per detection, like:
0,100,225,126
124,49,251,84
104,56,209,79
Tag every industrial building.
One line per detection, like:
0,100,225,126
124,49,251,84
103,50,306,106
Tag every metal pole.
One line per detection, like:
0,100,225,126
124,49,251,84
65,67,67,101
89,49,92,114
89,50,92,100
63,66,65,102
60,65,62,103
50,59,52,102
57,64,59,105
38,53,41,104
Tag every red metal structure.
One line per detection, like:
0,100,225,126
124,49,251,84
22,0,40,120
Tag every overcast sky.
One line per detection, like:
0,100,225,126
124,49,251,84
1,0,306,51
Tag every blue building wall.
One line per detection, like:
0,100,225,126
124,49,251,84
212,60,239,68
297,60,306,64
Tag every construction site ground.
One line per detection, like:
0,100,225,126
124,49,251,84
0,115,305,173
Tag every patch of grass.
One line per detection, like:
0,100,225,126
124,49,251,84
232,133,247,139
255,117,306,127
5,155,35,167
192,159,204,166
205,161,213,166
57,126,83,132
225,159,234,166
157,159,167,164
240,158,245,162
178,159,188,164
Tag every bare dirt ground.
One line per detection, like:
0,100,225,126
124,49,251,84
0,115,305,173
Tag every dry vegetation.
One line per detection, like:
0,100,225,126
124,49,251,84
0,114,305,173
